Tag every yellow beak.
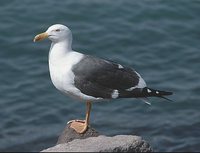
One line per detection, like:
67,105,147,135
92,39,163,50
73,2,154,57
33,32,48,42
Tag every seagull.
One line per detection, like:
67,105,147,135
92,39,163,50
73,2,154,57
34,24,173,134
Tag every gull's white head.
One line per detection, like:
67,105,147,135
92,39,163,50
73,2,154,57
34,24,72,43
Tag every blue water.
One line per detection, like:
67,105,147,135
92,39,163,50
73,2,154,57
0,0,200,151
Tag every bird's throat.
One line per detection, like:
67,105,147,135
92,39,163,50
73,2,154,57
49,41,72,62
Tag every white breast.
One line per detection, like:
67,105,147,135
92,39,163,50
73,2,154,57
49,50,82,93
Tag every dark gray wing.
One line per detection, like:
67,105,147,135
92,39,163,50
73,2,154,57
72,55,140,99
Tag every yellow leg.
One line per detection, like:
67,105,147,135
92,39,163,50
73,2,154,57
69,101,92,134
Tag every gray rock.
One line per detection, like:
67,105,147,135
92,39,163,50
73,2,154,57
41,123,153,152
57,123,100,144
42,135,153,152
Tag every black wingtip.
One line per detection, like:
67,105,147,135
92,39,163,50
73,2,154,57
144,87,173,96
160,96,175,102
155,89,173,96
163,91,173,96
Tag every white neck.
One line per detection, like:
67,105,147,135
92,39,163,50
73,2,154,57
49,40,72,62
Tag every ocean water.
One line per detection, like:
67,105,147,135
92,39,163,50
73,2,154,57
0,0,200,151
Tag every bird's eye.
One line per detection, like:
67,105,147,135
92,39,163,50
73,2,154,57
55,29,60,32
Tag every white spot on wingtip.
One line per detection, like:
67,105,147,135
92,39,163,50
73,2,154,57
111,89,119,99
147,89,151,93
118,64,123,69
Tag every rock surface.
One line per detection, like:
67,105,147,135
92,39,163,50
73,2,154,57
41,123,153,152
42,135,152,152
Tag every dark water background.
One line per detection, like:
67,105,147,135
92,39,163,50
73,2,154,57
0,0,200,151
